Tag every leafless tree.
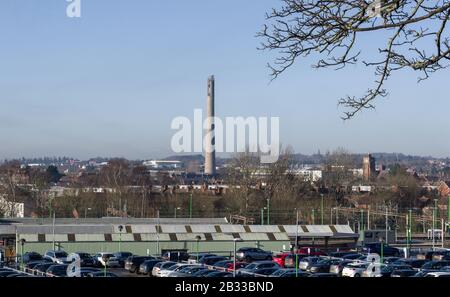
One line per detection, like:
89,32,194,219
258,0,450,119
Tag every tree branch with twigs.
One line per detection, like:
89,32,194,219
258,0,450,119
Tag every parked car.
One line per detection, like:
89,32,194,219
152,261,176,277
0,271,19,277
192,268,218,277
107,252,133,268
161,264,197,277
420,260,450,271
43,250,69,264
187,253,217,264
366,264,413,277
34,262,56,276
46,264,69,277
93,252,114,267
204,271,233,277
362,243,400,257
392,258,428,269
235,248,273,262
390,269,418,277
308,258,342,273
269,268,295,277
424,272,450,277
86,271,118,277
79,268,101,277
279,271,311,277
296,247,327,256
124,256,155,273
225,261,247,271
21,252,43,263
73,252,96,267
329,259,354,276
329,251,358,258
283,253,310,268
161,251,189,262
199,256,229,266
168,266,208,277
213,260,233,270
298,256,321,271
382,257,401,264
341,253,364,260
138,259,163,275
238,261,280,275
342,262,369,277
308,273,339,277
253,267,280,276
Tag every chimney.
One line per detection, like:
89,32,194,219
204,75,216,175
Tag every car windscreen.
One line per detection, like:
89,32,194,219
55,252,68,257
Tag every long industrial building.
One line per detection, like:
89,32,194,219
0,218,358,258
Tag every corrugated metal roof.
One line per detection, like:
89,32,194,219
248,225,281,233
219,225,245,233
239,233,269,241
160,225,187,233
189,225,217,233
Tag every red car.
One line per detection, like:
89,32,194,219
273,248,328,268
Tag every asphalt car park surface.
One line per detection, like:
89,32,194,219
2,244,450,278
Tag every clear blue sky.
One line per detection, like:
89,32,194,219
0,0,449,160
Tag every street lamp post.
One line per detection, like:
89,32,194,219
266,199,270,225
118,225,124,253
233,238,243,277
195,235,201,263
261,208,264,225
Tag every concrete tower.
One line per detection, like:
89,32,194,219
204,75,216,175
